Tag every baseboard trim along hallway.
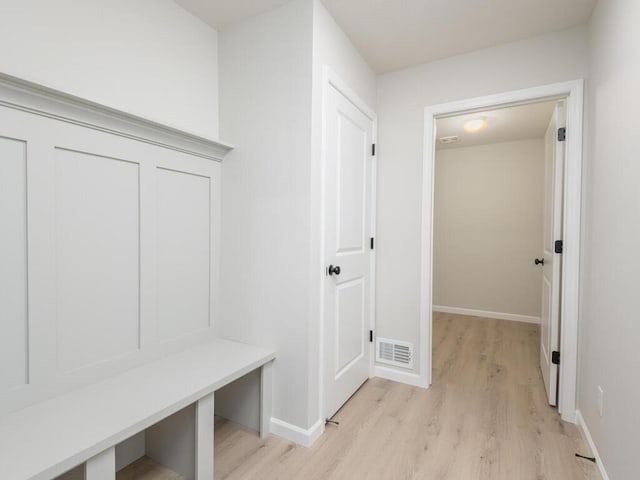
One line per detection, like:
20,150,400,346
433,305,541,324
373,365,427,388
576,410,611,480
269,417,325,447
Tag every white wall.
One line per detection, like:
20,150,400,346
375,26,589,374
218,0,314,432
219,0,375,438
311,1,376,107
579,1,640,478
434,139,544,319
0,0,219,138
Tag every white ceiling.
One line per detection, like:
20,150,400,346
435,101,556,150
174,0,597,73
174,0,290,29
321,0,597,73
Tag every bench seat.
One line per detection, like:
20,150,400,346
0,338,275,480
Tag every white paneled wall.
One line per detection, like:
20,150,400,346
157,168,212,341
0,77,229,416
55,149,141,372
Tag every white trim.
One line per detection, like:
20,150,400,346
370,116,379,382
374,365,426,388
433,305,540,324
421,80,584,423
0,72,233,161
558,80,584,422
324,67,376,121
419,102,436,390
269,417,325,448
576,410,611,480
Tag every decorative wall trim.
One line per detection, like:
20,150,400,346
270,417,325,448
0,72,233,162
374,365,427,388
576,410,611,480
0,76,224,416
433,305,541,324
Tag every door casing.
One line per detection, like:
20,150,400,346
420,80,584,423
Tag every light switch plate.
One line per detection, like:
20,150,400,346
597,386,604,417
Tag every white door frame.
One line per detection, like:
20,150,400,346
419,80,584,423
318,66,378,423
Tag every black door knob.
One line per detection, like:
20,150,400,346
328,265,341,276
535,258,545,266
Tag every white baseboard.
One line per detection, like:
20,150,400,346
433,305,540,324
374,365,428,388
576,410,610,480
270,417,324,448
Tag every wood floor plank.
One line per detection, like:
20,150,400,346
116,457,183,480
117,314,600,480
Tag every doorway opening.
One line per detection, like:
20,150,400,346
432,99,563,408
419,81,584,423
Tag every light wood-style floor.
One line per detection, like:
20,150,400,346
119,313,600,479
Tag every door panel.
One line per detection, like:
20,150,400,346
336,278,365,377
324,82,373,420
337,114,366,252
540,101,565,406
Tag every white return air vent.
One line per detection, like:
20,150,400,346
376,337,413,369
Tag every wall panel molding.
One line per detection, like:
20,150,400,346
0,75,230,416
0,136,28,391
54,148,141,372
156,167,212,342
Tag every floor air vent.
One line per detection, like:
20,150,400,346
376,338,413,369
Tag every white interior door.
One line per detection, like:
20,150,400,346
323,81,374,420
540,101,565,406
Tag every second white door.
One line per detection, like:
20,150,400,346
323,81,374,420
540,100,565,406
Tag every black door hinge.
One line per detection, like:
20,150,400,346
372,144,376,156
369,330,373,343
552,351,560,365
370,237,374,250
558,127,566,142
555,240,563,254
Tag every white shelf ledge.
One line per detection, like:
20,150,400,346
0,72,234,162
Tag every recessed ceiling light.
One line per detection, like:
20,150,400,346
464,118,487,133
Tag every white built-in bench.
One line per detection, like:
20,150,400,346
0,339,275,480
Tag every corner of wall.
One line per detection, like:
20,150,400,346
270,417,325,447
217,0,316,433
